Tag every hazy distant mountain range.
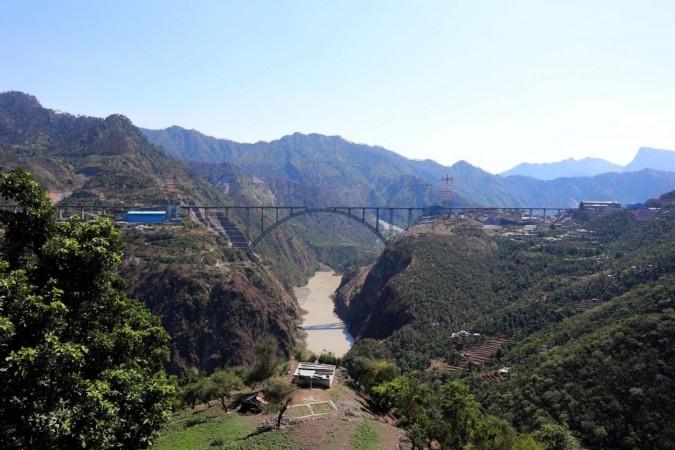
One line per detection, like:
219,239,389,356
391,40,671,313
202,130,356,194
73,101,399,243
501,148,675,180
142,126,675,207
1,89,673,209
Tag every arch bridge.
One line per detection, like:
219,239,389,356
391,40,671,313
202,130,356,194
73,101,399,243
37,204,575,250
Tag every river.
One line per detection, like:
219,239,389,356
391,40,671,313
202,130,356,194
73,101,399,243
294,268,354,356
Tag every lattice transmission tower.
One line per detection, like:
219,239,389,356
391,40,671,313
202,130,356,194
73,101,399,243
440,175,453,208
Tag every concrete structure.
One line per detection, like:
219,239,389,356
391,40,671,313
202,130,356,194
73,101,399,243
292,362,336,388
124,210,167,223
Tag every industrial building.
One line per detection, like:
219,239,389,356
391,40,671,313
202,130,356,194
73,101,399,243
579,201,621,211
124,210,167,223
292,362,336,388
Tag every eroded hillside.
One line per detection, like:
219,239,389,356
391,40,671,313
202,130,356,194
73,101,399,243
121,225,300,374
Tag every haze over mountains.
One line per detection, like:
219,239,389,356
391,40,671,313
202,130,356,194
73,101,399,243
501,147,675,180
2,88,674,210
142,125,675,207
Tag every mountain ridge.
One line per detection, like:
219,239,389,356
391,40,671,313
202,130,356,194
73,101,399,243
143,125,675,207
501,147,675,180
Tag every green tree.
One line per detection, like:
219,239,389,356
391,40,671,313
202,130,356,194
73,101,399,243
0,170,174,449
532,424,580,450
248,336,280,382
263,377,296,429
210,369,245,411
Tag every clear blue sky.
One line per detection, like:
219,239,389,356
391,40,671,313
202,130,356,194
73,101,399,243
2,0,675,172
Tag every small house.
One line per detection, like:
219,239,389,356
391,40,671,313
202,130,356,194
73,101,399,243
292,362,336,388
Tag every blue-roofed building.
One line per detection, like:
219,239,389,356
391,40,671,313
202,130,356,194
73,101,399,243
124,210,167,223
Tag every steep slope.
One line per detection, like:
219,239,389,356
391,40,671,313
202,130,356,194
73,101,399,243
501,157,622,179
339,191,675,448
143,126,675,207
0,91,306,374
121,226,300,374
480,278,675,450
0,92,221,204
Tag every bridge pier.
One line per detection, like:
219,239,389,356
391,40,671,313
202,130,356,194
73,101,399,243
245,208,250,239
375,208,380,234
260,208,264,235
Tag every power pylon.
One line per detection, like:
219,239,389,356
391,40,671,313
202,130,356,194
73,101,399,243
440,175,453,208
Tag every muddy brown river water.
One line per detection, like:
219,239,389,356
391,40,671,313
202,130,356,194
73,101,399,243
294,268,354,356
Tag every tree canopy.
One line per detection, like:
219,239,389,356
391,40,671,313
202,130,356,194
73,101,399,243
0,169,174,449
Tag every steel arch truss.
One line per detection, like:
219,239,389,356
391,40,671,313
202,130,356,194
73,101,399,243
249,207,394,248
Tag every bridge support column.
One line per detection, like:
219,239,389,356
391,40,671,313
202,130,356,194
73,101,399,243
389,208,394,235
245,208,250,239
260,208,264,235
375,208,380,234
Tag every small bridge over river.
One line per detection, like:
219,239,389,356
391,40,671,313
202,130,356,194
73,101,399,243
38,204,576,250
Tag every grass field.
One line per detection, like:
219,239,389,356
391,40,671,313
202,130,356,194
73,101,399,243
152,409,308,450
309,401,336,415
350,421,380,450
154,400,398,449
152,410,255,450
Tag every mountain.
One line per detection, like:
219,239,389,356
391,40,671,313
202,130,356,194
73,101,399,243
143,127,466,207
0,91,309,373
337,191,675,448
501,147,675,180
0,91,224,204
625,147,675,172
501,157,622,179
143,126,675,207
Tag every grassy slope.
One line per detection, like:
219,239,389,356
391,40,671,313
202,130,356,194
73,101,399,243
153,409,394,450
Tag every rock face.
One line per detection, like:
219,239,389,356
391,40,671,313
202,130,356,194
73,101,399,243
122,227,300,374
335,246,413,340
128,265,299,373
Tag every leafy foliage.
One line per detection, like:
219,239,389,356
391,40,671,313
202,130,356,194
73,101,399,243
0,169,174,449
342,196,675,449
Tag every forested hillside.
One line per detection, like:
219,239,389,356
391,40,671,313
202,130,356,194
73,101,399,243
338,191,675,449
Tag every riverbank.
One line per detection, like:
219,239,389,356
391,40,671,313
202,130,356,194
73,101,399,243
294,268,354,356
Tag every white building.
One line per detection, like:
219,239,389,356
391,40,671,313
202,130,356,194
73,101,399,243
292,362,336,388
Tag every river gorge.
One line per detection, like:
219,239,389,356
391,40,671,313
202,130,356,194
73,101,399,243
294,268,354,356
